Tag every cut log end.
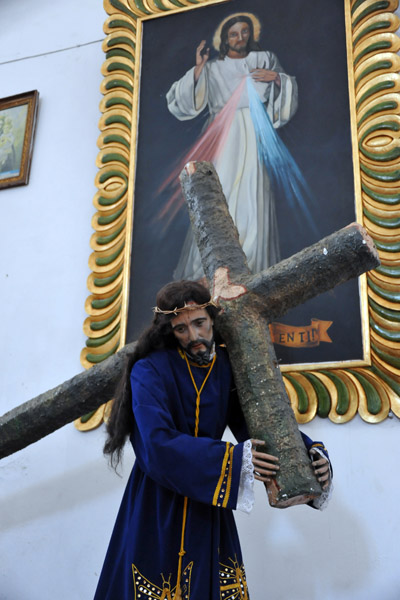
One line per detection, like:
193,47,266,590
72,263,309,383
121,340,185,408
346,221,380,265
184,161,197,176
266,480,320,508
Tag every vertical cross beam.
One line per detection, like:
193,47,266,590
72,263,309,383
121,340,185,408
180,161,379,507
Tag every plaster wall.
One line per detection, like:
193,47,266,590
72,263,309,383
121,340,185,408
0,2,399,600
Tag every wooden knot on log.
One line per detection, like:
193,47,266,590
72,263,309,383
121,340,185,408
212,267,247,303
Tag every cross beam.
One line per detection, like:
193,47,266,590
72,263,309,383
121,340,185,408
0,342,135,459
180,161,379,507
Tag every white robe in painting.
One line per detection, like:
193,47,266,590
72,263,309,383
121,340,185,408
166,50,298,280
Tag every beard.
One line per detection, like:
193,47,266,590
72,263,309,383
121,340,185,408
228,41,248,55
185,338,215,365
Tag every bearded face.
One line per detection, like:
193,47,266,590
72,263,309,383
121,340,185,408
171,306,215,364
226,22,251,55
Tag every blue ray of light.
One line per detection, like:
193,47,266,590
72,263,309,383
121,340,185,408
247,77,318,235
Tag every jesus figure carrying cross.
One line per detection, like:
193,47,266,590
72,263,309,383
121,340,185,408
93,279,331,600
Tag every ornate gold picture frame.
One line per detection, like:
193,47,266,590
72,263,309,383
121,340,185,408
78,0,400,430
0,90,39,190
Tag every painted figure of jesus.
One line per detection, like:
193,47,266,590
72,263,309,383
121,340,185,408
166,12,298,280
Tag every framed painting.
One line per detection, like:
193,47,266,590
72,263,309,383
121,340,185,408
78,0,400,431
0,90,39,190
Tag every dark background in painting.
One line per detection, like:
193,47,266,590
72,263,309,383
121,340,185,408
126,0,363,365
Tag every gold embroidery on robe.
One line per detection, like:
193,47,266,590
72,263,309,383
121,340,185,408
132,562,193,599
213,442,234,507
219,558,249,600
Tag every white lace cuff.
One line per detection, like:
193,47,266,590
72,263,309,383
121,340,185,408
309,447,333,511
236,440,255,514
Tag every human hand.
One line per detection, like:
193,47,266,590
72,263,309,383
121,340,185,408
251,69,281,86
309,449,331,490
194,40,209,82
251,439,279,483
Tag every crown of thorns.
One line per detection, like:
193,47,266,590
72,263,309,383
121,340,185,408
153,300,218,316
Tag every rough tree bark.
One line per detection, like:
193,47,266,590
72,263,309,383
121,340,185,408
180,161,379,507
0,342,136,459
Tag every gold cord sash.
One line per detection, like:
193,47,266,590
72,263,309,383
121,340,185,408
173,353,216,600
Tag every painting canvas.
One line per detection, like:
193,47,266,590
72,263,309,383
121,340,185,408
0,90,39,189
126,0,363,368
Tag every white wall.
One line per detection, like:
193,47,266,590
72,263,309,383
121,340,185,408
0,2,399,599
0,2,126,599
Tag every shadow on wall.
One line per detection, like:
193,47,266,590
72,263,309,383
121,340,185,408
236,484,372,600
0,457,131,532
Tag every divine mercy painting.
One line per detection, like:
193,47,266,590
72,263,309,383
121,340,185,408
126,0,363,368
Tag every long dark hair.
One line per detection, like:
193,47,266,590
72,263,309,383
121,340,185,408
219,15,261,59
103,280,220,468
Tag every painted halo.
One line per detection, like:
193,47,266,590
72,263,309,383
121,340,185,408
212,12,262,51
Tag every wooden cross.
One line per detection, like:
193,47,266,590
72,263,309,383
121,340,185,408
179,161,379,507
0,162,379,508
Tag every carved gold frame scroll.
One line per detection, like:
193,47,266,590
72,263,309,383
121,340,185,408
77,0,400,431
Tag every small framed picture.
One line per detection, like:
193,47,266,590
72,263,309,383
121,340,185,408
0,90,39,190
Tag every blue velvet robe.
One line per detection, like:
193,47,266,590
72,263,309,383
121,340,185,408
94,346,249,600
94,346,329,599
